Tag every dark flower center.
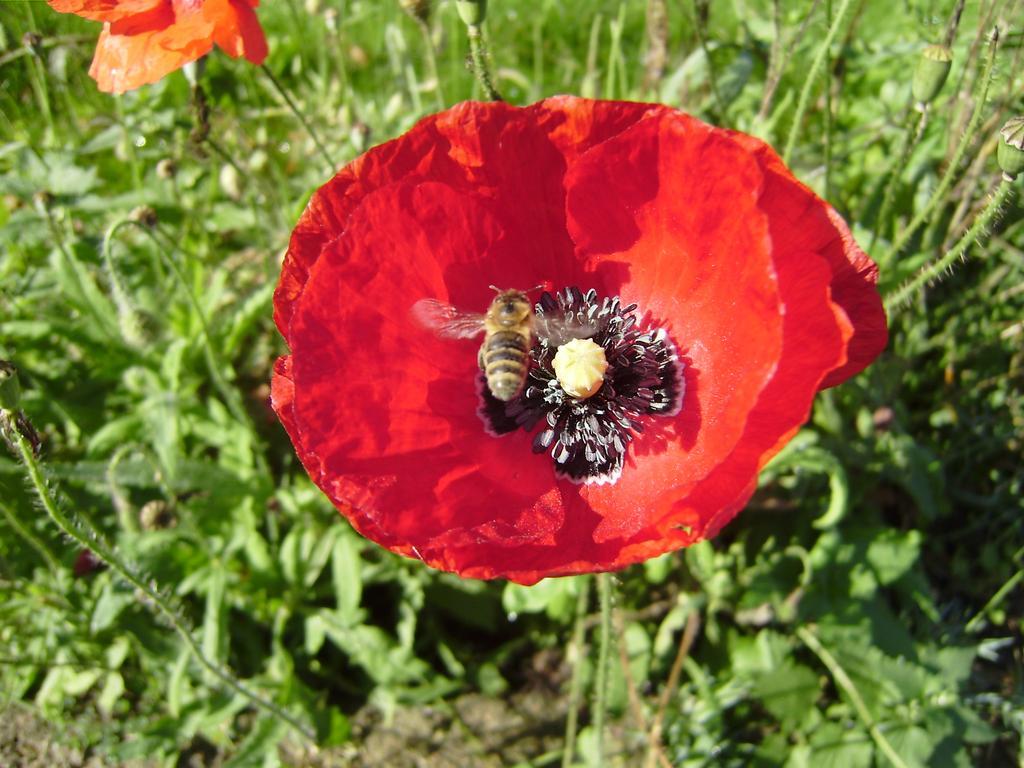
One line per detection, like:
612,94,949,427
477,286,684,485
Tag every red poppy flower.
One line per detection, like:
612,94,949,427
271,97,887,585
47,0,267,93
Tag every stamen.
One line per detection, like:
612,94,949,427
478,286,685,485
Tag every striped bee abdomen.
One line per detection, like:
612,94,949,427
481,330,529,401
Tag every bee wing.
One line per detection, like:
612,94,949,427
534,315,600,347
411,298,487,340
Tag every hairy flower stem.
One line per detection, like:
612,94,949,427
102,218,148,349
260,63,336,173
871,108,929,251
885,179,1013,314
796,626,910,768
645,608,700,768
140,224,270,479
593,573,613,766
467,24,503,101
562,578,591,768
0,414,316,744
782,0,854,166
823,0,833,201
415,17,445,109
692,0,726,121
886,30,999,261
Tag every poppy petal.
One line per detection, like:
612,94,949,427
285,181,571,573
89,23,211,93
276,99,662,336
47,0,164,23
728,133,888,386
50,0,267,92
564,112,786,546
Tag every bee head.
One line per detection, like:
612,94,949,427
491,288,532,325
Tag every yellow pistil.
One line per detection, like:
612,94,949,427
552,338,608,399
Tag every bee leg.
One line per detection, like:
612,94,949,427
477,345,486,370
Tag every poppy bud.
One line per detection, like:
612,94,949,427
73,549,104,577
997,116,1024,181
400,0,432,22
456,0,486,26
219,163,243,201
552,338,609,399
0,361,20,412
139,500,175,531
912,44,953,106
130,206,158,228
156,158,177,180
21,32,42,52
324,8,339,33
32,190,54,211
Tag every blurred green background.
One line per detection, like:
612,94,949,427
0,0,1022,765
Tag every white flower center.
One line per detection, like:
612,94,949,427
552,338,608,399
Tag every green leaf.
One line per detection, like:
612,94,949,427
222,714,286,768
331,533,363,623
866,529,922,585
201,564,228,682
97,672,125,715
91,581,133,633
804,722,873,768
502,576,584,622
751,661,820,731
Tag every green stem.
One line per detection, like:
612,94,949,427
415,17,445,109
593,573,613,767
0,414,315,743
823,0,833,201
260,63,336,174
965,563,1024,633
0,496,61,574
885,179,1013,314
562,577,591,768
796,626,910,768
140,224,271,479
782,0,854,166
886,30,999,261
692,0,726,121
871,108,929,250
102,217,149,349
467,24,503,101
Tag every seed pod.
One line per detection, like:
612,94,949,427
997,116,1024,181
456,0,486,26
912,44,953,106
0,361,20,412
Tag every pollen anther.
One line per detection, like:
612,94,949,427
552,338,608,399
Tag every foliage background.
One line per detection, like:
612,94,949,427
0,0,1022,765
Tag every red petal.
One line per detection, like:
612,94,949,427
275,99,660,338
89,22,211,93
205,0,268,63
287,181,571,572
728,133,888,386
48,0,166,23
565,111,786,548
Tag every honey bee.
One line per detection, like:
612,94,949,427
412,287,595,402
